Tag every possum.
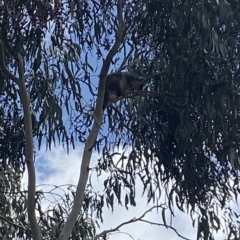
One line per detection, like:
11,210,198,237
103,72,145,109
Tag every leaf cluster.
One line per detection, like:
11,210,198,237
98,1,240,239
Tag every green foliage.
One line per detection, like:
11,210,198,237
1,0,240,239
0,91,25,169
102,0,240,239
0,177,99,239
0,163,27,238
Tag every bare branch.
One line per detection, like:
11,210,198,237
106,90,182,109
16,54,41,240
109,231,134,240
95,205,190,240
94,206,162,239
139,219,191,240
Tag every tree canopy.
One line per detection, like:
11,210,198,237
0,0,240,239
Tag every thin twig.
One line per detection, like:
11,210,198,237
106,88,181,108
95,205,190,240
0,214,25,230
139,219,191,240
117,46,134,72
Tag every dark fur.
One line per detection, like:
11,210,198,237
103,72,144,109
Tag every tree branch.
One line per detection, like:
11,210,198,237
58,1,128,239
106,90,182,109
0,40,40,239
16,54,41,240
95,205,190,240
